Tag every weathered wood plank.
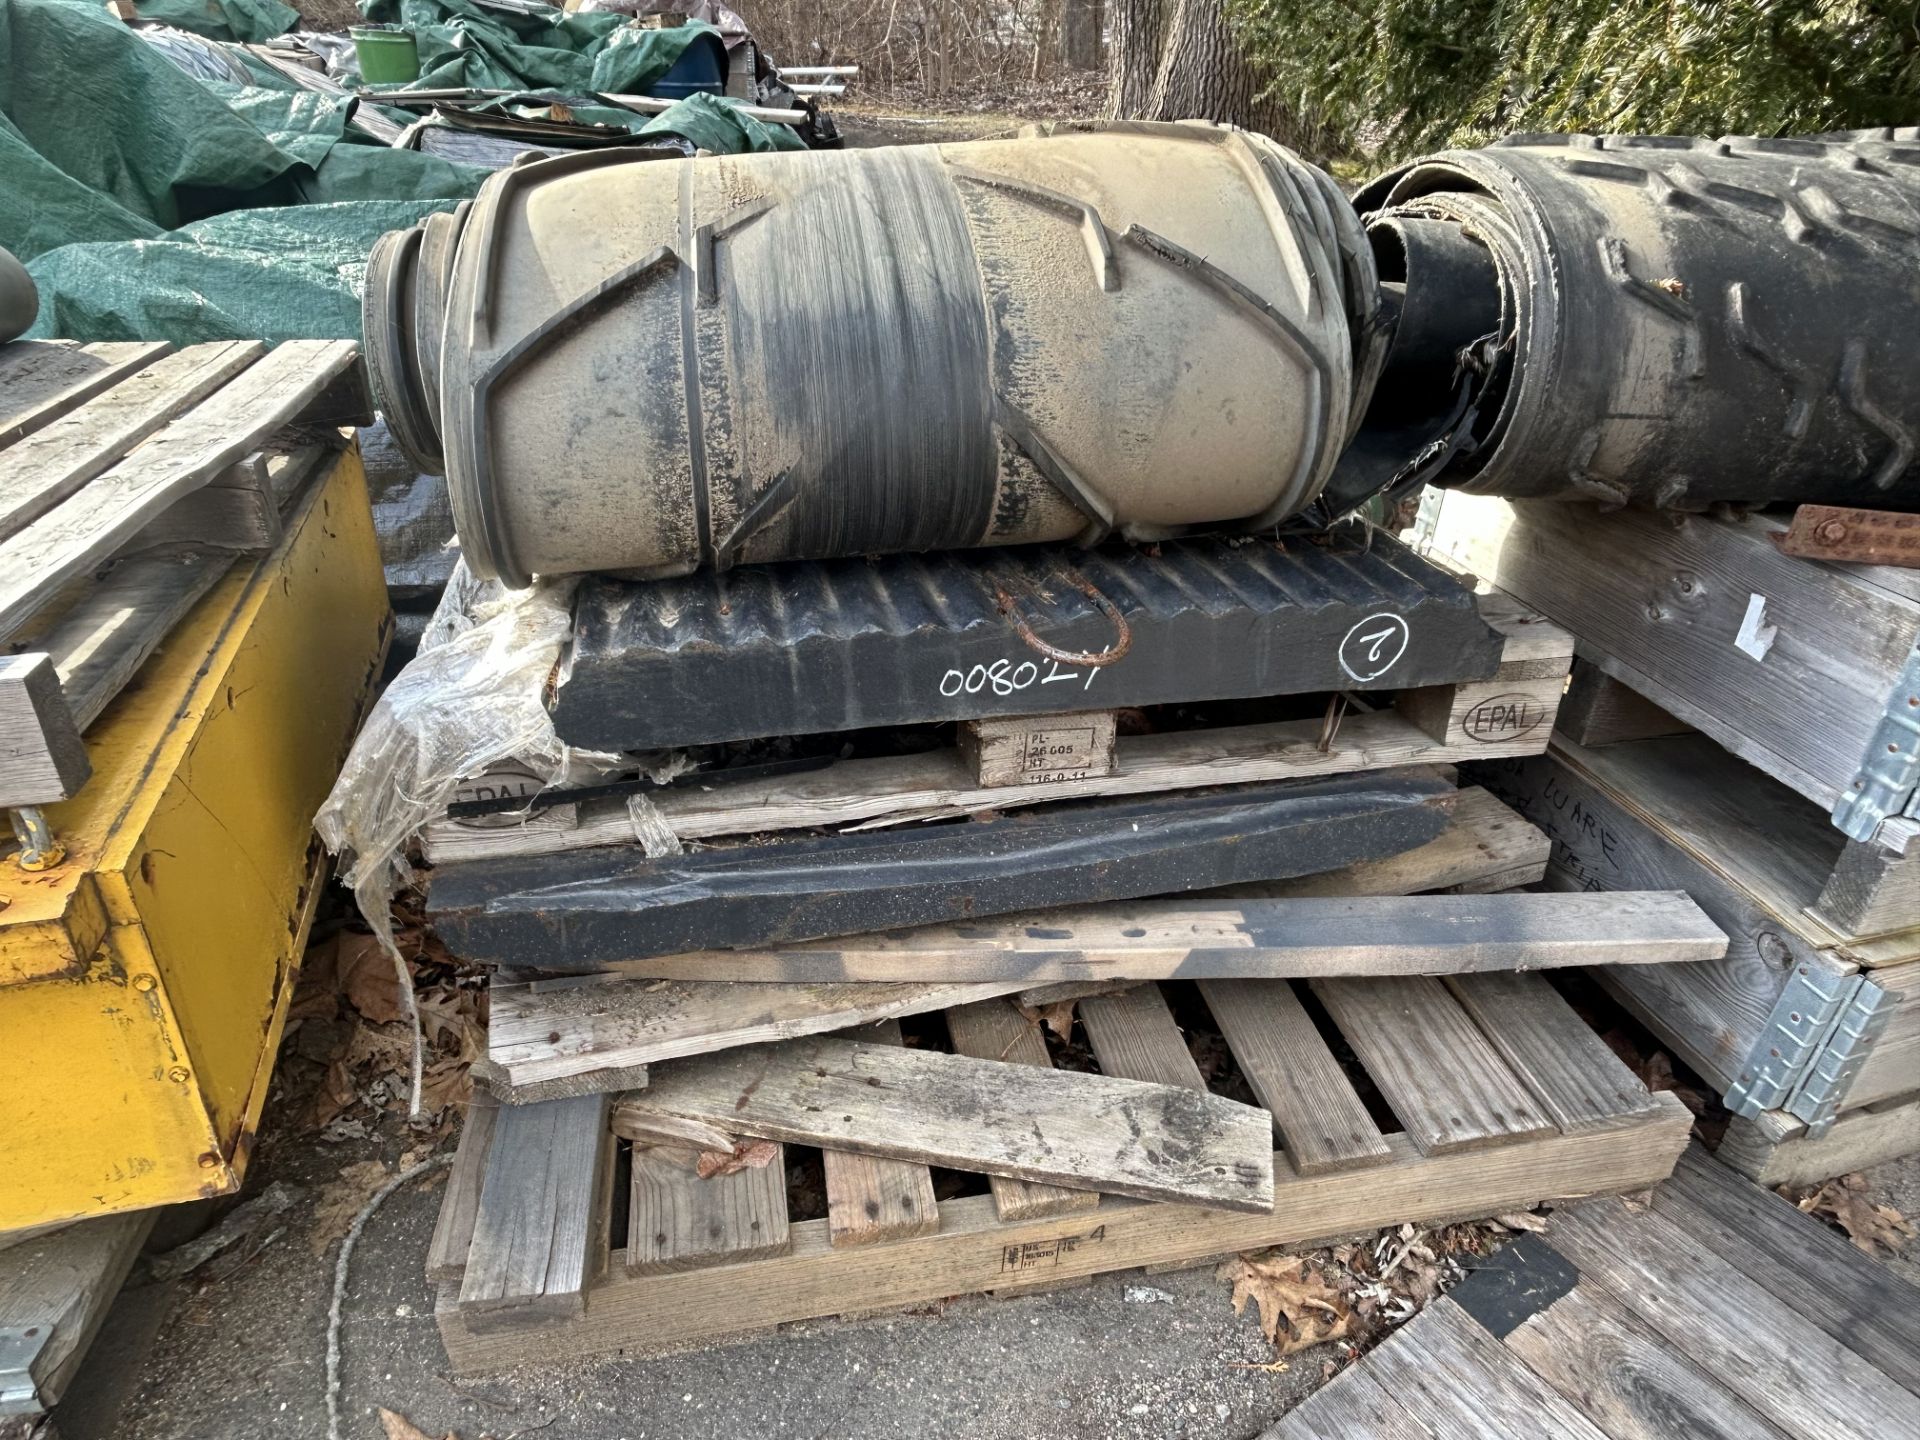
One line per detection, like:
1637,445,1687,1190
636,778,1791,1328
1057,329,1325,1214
1548,1196,1919,1436
1356,1298,1612,1440
1077,986,1206,1091
0,341,171,450
1429,493,1920,813
484,976,1033,1097
0,652,89,806
1263,1365,1439,1439
942,998,1104,1221
458,1093,610,1321
438,1098,1694,1374
426,1092,498,1286
821,1019,939,1248
1813,839,1920,943
0,340,356,640
1445,972,1660,1133
611,1034,1276,1213
0,1211,154,1417
1503,1284,1788,1440
627,1143,791,1274
1656,1145,1920,1396
585,891,1727,983
1314,977,1555,1155
1199,979,1392,1176
0,341,264,539
1714,1097,1920,1188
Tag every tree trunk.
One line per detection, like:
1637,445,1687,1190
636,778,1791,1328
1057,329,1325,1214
1140,0,1299,142
1105,0,1162,116
1063,0,1103,71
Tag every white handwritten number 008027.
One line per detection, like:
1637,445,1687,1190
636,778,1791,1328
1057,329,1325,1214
939,656,1099,698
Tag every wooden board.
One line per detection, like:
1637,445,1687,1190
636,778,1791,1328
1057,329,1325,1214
1276,1365,1440,1440
590,891,1726,983
1076,986,1207,1092
0,652,88,806
483,976,1035,1099
821,1019,939,1248
1198,979,1391,1176
1715,1096,1920,1187
959,709,1116,786
0,1210,154,1417
1504,1284,1788,1440
1546,1197,1919,1436
458,1093,611,1322
436,1098,1693,1374
0,340,356,640
627,1143,791,1274
0,342,171,450
1656,1146,1920,1397
0,341,264,539
1428,493,1920,815
944,997,1105,1221
1314,976,1556,1154
1444,972,1661,1133
426,1093,498,1286
611,1034,1277,1212
1556,661,1691,748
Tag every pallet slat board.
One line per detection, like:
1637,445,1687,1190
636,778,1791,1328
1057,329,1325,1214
0,342,171,448
435,972,1693,1368
573,890,1727,984
820,1020,940,1247
1268,1150,1920,1440
627,1144,791,1274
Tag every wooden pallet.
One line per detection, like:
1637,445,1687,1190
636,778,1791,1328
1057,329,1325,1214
1268,1145,1920,1439
428,969,1692,1373
1475,729,1920,1180
421,587,1573,863
0,338,364,818
1424,491,1920,851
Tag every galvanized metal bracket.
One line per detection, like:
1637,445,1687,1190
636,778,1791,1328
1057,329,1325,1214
1723,963,1860,1119
0,1323,52,1412
1831,638,1920,843
1784,976,1898,1136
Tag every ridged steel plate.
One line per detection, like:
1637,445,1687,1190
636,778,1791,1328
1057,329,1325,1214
551,531,1503,750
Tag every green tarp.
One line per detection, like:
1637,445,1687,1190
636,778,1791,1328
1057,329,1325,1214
110,0,299,43
357,0,721,95
6,0,802,343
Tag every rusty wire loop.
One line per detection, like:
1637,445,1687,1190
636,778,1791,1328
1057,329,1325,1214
994,571,1133,667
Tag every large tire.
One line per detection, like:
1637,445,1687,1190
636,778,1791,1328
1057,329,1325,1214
0,246,37,345
1355,129,1920,511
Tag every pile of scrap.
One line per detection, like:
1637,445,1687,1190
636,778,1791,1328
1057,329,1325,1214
0,337,390,1415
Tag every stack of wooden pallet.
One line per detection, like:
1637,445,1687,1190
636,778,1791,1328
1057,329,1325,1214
409,546,1730,1370
0,338,389,1416
1427,493,1920,1187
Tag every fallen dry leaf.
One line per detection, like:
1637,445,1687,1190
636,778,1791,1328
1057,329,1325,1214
1787,1173,1917,1256
377,1408,456,1440
1493,1211,1549,1233
338,932,408,1025
696,1139,780,1178
1220,1252,1353,1354
310,1160,394,1255
1021,998,1079,1043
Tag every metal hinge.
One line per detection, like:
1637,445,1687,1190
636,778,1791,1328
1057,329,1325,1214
1785,977,1897,1136
1832,639,1920,843
0,1324,51,1413
1724,964,1859,1118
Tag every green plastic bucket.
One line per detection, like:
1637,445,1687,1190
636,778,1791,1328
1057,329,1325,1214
350,26,420,85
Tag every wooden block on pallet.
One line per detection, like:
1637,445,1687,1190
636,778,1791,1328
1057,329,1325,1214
821,1019,938,1248
1313,975,1555,1154
458,1093,611,1325
1197,979,1391,1176
611,1032,1276,1212
0,652,89,807
134,452,284,552
958,709,1116,787
1714,1093,1920,1187
1556,659,1691,747
627,1143,791,1275
944,997,1103,1221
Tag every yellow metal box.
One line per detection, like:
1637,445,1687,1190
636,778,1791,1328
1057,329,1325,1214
0,450,389,1230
